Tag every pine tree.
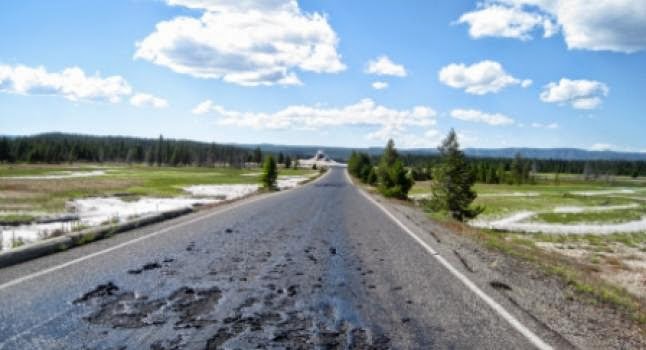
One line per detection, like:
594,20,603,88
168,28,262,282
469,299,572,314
253,147,263,164
156,134,164,166
376,139,413,199
511,153,524,185
428,129,482,221
284,155,292,169
261,156,278,190
496,163,506,184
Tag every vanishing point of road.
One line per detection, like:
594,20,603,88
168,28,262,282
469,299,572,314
0,167,560,349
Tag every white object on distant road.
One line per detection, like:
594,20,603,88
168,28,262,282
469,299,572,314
298,150,342,168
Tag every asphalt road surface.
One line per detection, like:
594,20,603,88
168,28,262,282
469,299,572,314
0,167,558,349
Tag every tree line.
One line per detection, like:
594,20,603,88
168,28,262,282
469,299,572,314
405,154,646,180
0,133,301,168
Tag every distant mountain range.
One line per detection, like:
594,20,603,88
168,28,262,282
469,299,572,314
246,144,646,161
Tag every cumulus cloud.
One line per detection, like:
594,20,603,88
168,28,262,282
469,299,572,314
371,81,388,90
0,64,132,103
196,98,436,142
135,0,345,86
130,93,169,109
457,1,646,53
540,78,609,110
450,108,515,126
457,3,553,40
438,60,529,95
365,56,407,77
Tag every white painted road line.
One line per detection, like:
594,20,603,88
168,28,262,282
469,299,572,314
0,170,330,292
348,171,553,350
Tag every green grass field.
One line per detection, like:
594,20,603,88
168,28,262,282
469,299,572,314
411,180,646,220
0,163,316,214
412,174,646,317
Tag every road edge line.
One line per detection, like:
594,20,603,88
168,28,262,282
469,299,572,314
347,171,553,350
0,168,331,292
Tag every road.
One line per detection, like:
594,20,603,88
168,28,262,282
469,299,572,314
0,166,558,349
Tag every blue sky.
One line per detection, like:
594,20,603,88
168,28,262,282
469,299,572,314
1,0,645,151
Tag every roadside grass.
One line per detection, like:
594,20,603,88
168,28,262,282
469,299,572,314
0,163,316,213
0,214,36,225
411,174,646,325
411,178,644,219
534,206,646,224
435,218,646,325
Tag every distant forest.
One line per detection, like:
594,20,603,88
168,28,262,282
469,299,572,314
402,153,646,180
1,133,645,177
0,133,260,167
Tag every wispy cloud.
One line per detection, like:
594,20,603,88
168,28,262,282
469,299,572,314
193,98,436,143
450,108,515,125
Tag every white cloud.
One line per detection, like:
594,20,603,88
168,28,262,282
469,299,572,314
531,122,559,129
521,79,533,88
135,0,345,86
457,3,553,40
197,98,436,142
0,64,132,103
458,1,646,53
438,60,529,95
371,81,388,90
366,127,445,148
365,56,407,77
130,93,169,109
450,108,515,126
192,99,215,115
540,78,609,110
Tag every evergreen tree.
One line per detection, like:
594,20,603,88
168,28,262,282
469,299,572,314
261,156,278,190
486,165,497,184
428,129,482,221
284,155,292,169
156,134,164,166
511,153,523,185
376,139,413,199
253,147,263,164
496,163,506,184
277,152,284,164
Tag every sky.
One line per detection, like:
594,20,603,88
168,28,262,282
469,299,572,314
1,0,645,151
